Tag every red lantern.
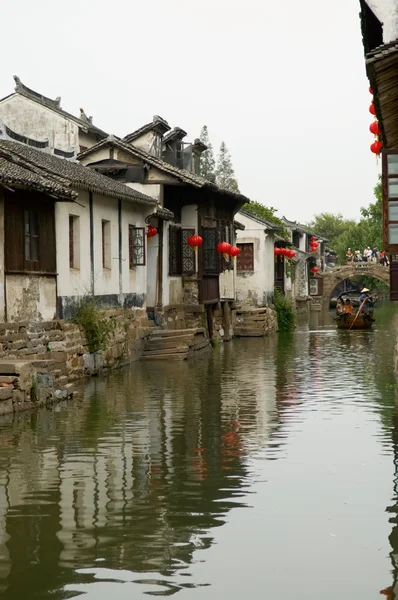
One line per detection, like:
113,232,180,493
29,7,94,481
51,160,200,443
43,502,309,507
291,250,296,258
370,140,383,155
311,266,319,275
369,86,373,94
274,247,281,255
147,225,158,239
369,104,376,115
229,246,240,260
187,234,203,253
369,121,380,135
217,241,231,259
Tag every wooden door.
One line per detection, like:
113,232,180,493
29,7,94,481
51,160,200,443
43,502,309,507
390,261,398,301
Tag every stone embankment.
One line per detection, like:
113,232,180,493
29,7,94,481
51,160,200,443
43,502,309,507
234,307,278,336
0,308,150,414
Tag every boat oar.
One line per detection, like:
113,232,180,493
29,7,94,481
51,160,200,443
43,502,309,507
349,298,367,330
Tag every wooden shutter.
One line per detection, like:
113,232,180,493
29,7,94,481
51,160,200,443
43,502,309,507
38,199,56,273
169,226,182,275
4,192,24,272
390,261,398,301
181,228,195,274
237,243,254,271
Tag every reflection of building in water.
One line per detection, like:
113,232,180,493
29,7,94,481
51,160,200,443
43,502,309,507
0,356,257,597
385,415,398,599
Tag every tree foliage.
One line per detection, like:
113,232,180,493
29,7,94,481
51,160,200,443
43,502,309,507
309,178,382,263
215,141,240,192
242,200,289,239
198,125,216,183
307,213,357,246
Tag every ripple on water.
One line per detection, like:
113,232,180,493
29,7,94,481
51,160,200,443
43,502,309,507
0,308,396,599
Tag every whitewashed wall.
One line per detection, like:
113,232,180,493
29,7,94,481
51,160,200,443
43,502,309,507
0,95,78,152
235,212,275,306
365,0,398,43
55,191,149,309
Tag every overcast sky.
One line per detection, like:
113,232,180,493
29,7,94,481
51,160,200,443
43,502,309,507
1,0,378,224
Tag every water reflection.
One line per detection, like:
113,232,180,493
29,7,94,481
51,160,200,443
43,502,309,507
0,307,396,598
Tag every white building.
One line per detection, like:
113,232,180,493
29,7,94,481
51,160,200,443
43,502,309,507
235,210,278,306
0,139,157,322
78,122,249,337
0,76,107,157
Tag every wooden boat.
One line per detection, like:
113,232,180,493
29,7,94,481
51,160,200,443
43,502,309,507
335,312,374,329
334,288,375,330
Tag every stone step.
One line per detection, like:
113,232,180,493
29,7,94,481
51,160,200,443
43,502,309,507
142,345,189,357
149,328,206,337
141,353,188,361
145,335,195,349
234,329,266,337
191,339,210,352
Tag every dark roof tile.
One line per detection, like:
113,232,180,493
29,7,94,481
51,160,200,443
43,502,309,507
0,140,156,206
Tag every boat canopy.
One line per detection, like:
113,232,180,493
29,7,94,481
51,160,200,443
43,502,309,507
336,289,361,300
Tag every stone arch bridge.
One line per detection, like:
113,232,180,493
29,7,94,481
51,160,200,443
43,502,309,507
318,264,389,311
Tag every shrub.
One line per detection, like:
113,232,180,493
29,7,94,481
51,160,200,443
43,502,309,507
73,296,115,354
273,289,296,332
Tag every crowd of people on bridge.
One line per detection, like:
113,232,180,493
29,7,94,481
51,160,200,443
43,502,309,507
345,247,389,266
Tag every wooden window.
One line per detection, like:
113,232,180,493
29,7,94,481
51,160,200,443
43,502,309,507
4,191,56,274
69,215,80,269
169,226,195,275
237,243,254,271
202,227,218,272
102,220,111,269
383,152,398,251
24,210,39,267
129,226,145,268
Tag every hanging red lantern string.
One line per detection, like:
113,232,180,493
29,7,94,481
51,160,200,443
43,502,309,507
187,234,203,253
370,140,383,155
217,241,231,259
369,121,380,136
311,266,319,275
229,246,241,260
147,225,158,240
369,103,376,116
369,86,373,94
274,247,281,256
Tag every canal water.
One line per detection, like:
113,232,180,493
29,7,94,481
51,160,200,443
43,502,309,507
1,306,398,599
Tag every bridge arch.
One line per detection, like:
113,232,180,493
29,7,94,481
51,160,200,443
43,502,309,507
320,264,389,311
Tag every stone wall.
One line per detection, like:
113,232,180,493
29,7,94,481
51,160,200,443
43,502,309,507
0,307,150,383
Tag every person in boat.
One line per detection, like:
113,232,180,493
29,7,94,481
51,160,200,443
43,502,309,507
359,288,373,315
344,298,353,314
336,299,344,314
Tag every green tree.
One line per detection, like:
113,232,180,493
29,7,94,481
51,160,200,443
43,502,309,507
215,141,240,192
242,200,289,239
198,125,216,183
307,213,356,247
332,177,382,262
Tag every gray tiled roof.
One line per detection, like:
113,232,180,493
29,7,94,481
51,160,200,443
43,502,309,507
9,77,108,139
78,136,250,204
124,116,171,144
0,140,157,206
0,149,76,200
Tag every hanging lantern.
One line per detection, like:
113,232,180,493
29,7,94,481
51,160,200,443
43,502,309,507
311,266,319,275
274,247,281,255
187,234,203,253
370,140,383,155
217,241,231,259
291,250,296,258
229,246,241,260
369,103,376,115
147,225,158,239
369,86,373,94
369,121,380,136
